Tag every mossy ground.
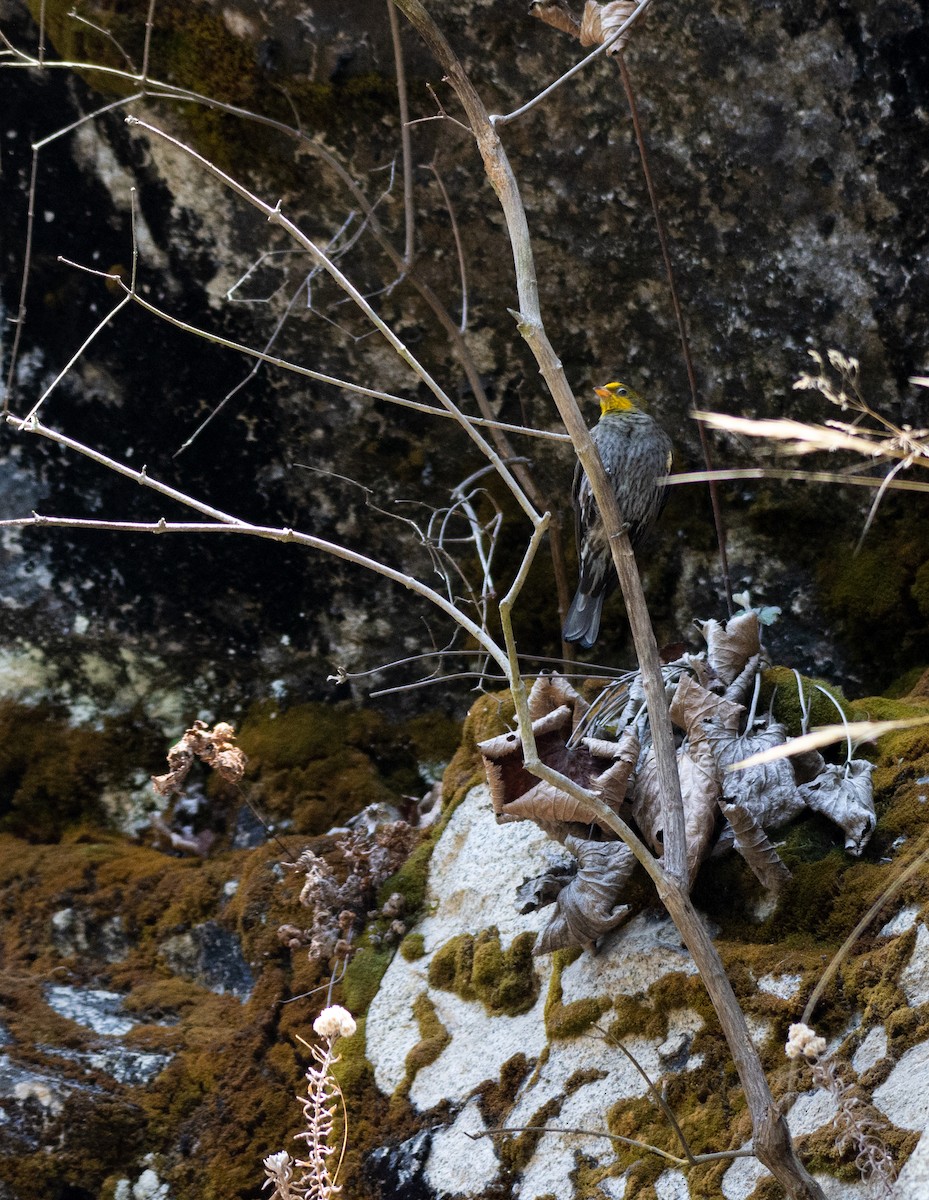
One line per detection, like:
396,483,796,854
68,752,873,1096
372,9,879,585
2,665,929,1198
0,691,460,1199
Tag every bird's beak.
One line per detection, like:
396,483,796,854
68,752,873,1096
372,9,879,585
594,387,609,400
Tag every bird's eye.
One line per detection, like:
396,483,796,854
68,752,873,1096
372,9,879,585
618,387,627,396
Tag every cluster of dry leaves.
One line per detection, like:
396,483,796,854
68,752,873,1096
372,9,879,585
479,611,877,955
149,719,248,856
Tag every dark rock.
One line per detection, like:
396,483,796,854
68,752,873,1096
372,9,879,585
365,1128,435,1200
50,908,129,963
157,920,255,1000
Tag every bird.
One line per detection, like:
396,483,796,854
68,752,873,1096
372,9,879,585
563,380,673,649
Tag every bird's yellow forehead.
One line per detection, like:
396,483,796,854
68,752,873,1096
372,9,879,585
594,380,641,414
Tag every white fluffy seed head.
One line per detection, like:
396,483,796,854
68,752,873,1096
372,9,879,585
313,1005,357,1041
785,1022,826,1061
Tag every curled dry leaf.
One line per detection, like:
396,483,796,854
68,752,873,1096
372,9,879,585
678,739,721,886
527,672,589,733
669,671,744,738
798,760,877,856
724,654,761,707
527,0,582,38
699,609,762,686
515,862,577,914
534,835,635,955
479,708,638,836
632,737,718,883
718,800,792,891
707,721,806,830
580,0,640,53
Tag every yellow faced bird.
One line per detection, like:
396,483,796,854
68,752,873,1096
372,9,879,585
563,380,673,649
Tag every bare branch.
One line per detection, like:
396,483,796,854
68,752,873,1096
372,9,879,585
124,114,543,528
495,0,654,126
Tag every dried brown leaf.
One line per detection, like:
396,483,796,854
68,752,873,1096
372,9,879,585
632,736,719,885
527,672,589,731
711,722,806,830
534,835,635,955
479,709,637,837
718,800,791,891
699,610,761,685
678,740,720,886
580,0,640,52
527,0,582,38
669,672,744,738
798,760,877,856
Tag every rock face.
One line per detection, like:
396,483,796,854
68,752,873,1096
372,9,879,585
355,777,929,1199
1,0,928,721
0,673,928,1199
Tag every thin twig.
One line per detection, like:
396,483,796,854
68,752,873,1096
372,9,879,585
21,286,132,425
57,261,569,443
666,467,929,495
593,1024,697,1163
140,0,157,82
66,7,137,72
387,0,415,268
616,52,733,614
3,149,39,412
0,448,510,672
801,827,929,1027
426,160,468,332
467,1121,755,1166
491,0,654,127
124,115,543,527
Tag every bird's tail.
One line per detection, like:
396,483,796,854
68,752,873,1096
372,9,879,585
562,588,605,650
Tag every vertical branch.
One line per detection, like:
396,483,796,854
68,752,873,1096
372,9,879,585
425,161,468,333
616,53,733,615
391,6,825,1196
388,0,416,268
140,0,158,83
2,147,38,413
392,0,686,880
37,0,47,62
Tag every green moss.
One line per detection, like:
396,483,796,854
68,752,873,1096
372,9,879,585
0,700,164,841
341,944,394,1016
400,932,426,961
442,690,516,811
759,666,851,736
402,994,451,1084
475,1053,532,1127
428,928,540,1016
236,699,459,836
544,947,610,1038
815,505,929,686
379,838,435,914
497,1096,563,1174
884,665,929,699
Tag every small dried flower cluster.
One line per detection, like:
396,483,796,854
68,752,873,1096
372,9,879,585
279,822,418,968
785,1023,896,1196
149,720,249,857
785,1022,827,1061
262,1007,355,1200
